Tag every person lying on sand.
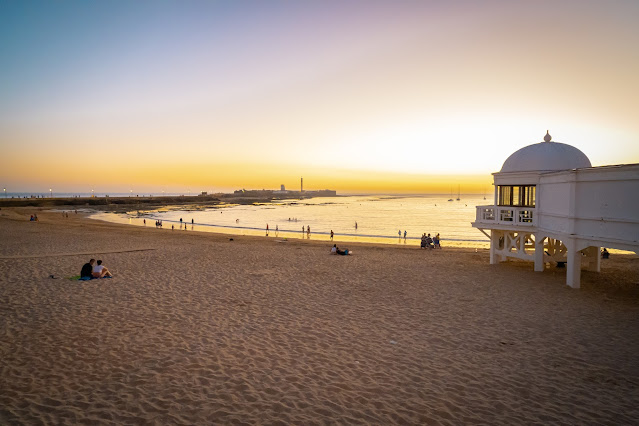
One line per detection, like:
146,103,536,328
92,259,113,278
331,244,351,255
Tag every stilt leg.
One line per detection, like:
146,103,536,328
534,235,545,272
584,246,601,272
490,230,498,264
566,241,582,289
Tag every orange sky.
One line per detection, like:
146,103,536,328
1,1,638,194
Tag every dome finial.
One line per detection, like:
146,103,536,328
544,130,552,142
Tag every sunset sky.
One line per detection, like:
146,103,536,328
1,0,638,194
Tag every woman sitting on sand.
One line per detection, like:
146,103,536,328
92,260,113,278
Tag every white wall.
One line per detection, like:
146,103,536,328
539,165,639,244
537,178,573,234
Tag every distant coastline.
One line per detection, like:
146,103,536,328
0,190,339,210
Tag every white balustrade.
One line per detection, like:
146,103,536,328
475,205,535,226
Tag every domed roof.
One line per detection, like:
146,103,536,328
500,131,591,173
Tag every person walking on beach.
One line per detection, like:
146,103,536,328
266,224,269,236
404,230,407,239
330,230,334,241
275,225,279,236
398,230,401,238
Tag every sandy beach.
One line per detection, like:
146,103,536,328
1,208,638,425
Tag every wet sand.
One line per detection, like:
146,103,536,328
1,208,638,424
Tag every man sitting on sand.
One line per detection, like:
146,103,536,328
331,245,349,255
81,259,95,279
92,259,113,278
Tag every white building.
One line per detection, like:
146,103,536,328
472,131,639,288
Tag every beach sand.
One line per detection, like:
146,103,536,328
1,208,638,424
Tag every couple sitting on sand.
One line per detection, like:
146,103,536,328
80,259,113,279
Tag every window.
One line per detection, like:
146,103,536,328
498,186,512,206
512,186,521,206
498,185,535,207
523,186,536,207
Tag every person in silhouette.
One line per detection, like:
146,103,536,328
81,259,95,279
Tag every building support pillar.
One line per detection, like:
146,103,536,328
566,239,582,289
490,230,498,264
534,234,546,272
584,246,601,272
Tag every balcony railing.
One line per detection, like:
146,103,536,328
475,205,536,227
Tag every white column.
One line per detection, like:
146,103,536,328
566,239,581,289
534,234,545,272
584,246,601,272
490,230,497,264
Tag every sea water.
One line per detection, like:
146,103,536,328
90,195,491,248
